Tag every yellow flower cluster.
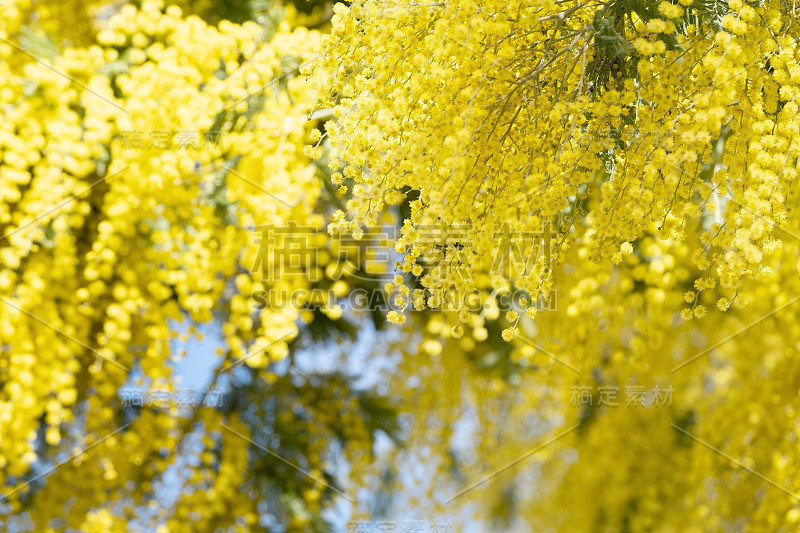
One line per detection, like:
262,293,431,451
0,1,334,526
316,3,800,528
0,0,108,49
318,0,800,329
391,213,800,531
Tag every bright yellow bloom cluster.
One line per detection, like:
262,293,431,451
316,2,800,529
387,214,800,531
0,0,108,49
6,0,800,529
0,1,333,527
318,0,800,330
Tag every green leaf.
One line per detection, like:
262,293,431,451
592,14,631,62
98,59,129,77
19,26,58,62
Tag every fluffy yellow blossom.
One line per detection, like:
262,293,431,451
501,327,519,341
646,19,675,34
658,2,684,18
0,1,334,528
